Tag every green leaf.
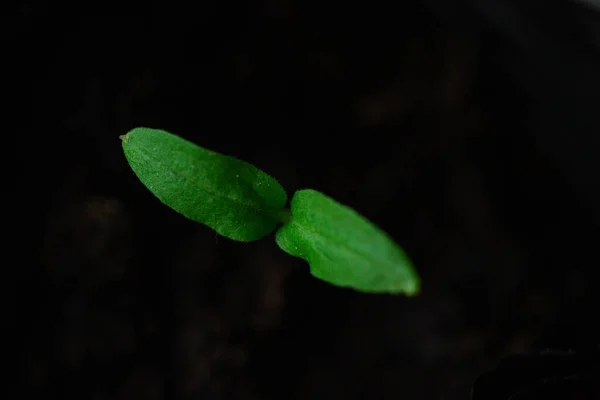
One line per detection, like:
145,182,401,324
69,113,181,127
275,189,420,295
121,127,288,241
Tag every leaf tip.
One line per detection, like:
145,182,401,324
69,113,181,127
118,134,126,141
405,286,421,297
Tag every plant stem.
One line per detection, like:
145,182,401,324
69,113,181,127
275,208,292,224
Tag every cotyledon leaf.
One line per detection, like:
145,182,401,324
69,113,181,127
121,127,288,242
275,189,420,295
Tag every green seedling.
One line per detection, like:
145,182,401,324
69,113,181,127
121,127,420,295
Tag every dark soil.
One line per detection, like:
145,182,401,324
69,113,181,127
14,2,600,399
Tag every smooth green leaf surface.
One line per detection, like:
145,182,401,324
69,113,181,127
276,189,420,294
121,127,288,241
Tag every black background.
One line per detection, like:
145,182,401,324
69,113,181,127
14,1,600,399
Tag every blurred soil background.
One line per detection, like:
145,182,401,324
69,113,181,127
12,1,600,399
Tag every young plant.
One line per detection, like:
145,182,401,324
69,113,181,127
120,127,420,295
